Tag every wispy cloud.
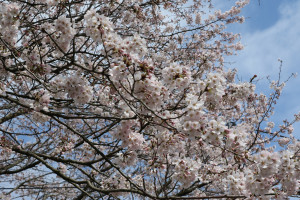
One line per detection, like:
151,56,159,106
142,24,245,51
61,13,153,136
229,0,300,137
233,0,300,75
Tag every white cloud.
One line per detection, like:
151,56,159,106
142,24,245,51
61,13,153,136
233,0,300,76
229,0,300,138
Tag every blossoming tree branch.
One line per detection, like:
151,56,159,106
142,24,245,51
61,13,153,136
0,0,299,199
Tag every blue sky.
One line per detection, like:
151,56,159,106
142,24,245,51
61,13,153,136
220,0,300,140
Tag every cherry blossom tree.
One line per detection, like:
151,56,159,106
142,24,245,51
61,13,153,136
0,0,299,199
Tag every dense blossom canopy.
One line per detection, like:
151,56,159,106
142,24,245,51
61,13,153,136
0,0,299,199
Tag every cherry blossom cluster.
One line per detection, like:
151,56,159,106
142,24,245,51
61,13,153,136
173,158,199,187
112,120,145,152
162,62,191,91
55,16,76,52
23,47,51,75
134,75,167,110
53,72,93,105
0,0,299,199
84,9,114,43
0,3,19,46
279,149,299,195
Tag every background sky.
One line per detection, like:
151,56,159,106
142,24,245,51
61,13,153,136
218,0,300,140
